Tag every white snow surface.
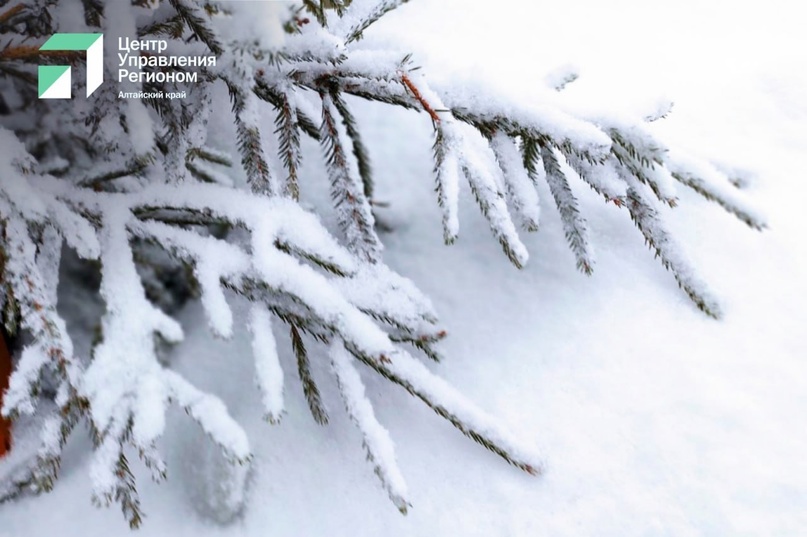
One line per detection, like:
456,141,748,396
3,0,807,535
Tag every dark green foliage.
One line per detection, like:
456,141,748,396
538,142,594,275
319,89,382,262
331,91,374,201
275,90,303,200
291,325,329,426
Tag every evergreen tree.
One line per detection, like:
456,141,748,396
0,0,763,527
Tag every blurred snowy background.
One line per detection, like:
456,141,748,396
3,0,806,535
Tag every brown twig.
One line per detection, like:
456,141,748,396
0,3,24,26
0,45,80,63
401,73,440,123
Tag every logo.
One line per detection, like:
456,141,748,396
38,33,103,99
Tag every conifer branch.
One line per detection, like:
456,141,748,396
330,341,409,513
346,344,543,476
227,81,279,197
344,0,411,45
624,179,721,318
401,72,441,123
81,0,104,27
566,155,627,206
331,90,374,201
291,324,329,425
303,0,329,28
431,125,461,244
668,160,766,230
460,151,529,269
168,0,224,55
0,0,764,523
489,132,541,232
320,90,383,262
534,140,595,274
610,129,677,206
275,89,303,200
0,4,24,27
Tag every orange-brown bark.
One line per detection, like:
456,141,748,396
401,73,441,124
0,331,12,457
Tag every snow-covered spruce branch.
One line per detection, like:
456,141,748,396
0,0,762,525
1,158,541,523
286,59,764,315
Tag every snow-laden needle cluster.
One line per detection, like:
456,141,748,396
0,0,761,526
